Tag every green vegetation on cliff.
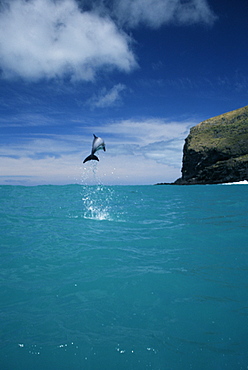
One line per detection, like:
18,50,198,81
187,106,248,155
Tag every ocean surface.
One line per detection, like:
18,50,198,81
1,183,248,370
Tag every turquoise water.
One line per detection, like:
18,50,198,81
1,184,248,369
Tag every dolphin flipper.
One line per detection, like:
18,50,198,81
83,154,99,163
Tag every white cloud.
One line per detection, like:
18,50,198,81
111,0,217,28
86,83,126,108
0,0,136,81
0,118,194,185
0,0,216,81
141,139,185,167
0,154,82,185
93,118,191,145
93,154,179,185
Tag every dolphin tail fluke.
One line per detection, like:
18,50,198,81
83,154,99,163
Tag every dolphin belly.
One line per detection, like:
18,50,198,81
92,136,105,153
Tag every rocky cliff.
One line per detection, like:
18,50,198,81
174,105,248,185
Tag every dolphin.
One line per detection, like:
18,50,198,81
83,134,106,163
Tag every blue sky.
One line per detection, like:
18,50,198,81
0,0,247,185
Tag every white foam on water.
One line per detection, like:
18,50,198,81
222,180,248,185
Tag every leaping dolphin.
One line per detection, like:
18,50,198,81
83,134,106,163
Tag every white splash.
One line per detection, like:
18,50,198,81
81,185,113,221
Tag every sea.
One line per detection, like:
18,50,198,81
1,181,248,370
